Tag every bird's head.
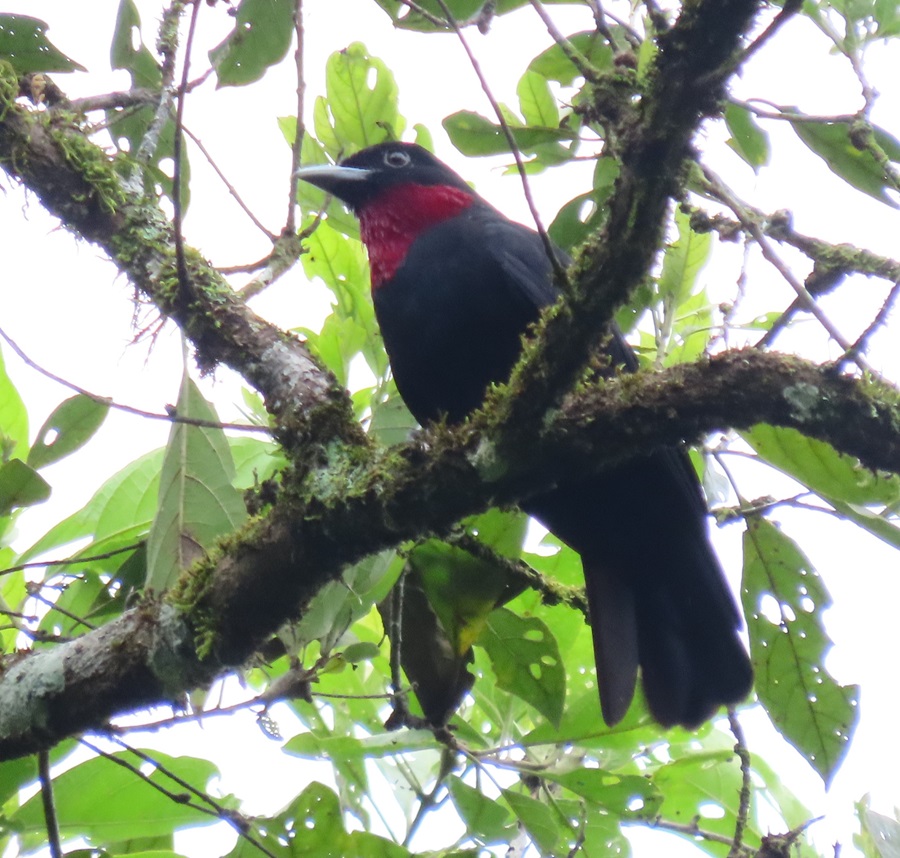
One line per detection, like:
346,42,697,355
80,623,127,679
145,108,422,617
295,142,480,288
294,141,474,212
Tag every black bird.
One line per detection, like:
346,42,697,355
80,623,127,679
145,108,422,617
296,141,752,728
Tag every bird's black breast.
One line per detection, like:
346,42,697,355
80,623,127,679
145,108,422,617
372,206,557,424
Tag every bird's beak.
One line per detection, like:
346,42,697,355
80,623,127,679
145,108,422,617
293,163,372,192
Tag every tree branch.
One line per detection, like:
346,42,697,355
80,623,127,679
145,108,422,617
1,349,898,760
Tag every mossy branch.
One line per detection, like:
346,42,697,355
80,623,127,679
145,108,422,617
1,349,899,760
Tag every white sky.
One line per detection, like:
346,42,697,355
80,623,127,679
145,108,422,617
4,1,900,856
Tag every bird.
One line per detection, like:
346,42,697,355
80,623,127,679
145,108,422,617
295,141,753,729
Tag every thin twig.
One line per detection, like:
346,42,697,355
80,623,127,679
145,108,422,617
82,737,280,858
38,750,63,858
529,0,600,82
838,277,900,368
727,709,752,858
734,0,802,67
432,0,567,283
1,543,144,579
285,0,306,234
182,126,276,240
0,326,271,434
172,0,203,310
700,169,872,371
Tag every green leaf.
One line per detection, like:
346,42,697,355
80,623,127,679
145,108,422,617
294,549,400,653
448,775,516,843
517,69,559,127
145,375,246,592
479,608,565,727
0,345,28,460
0,14,85,73
11,751,225,850
658,209,712,305
316,42,404,155
743,424,900,506
110,0,160,89
209,0,295,87
549,156,618,250
654,748,759,849
856,801,900,858
443,110,574,158
724,103,770,170
742,516,859,786
0,458,51,516
19,448,163,563
412,540,522,654
787,112,900,207
529,31,615,85
501,788,566,854
542,768,661,817
27,394,109,469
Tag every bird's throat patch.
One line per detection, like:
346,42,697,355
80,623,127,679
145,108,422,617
359,183,475,289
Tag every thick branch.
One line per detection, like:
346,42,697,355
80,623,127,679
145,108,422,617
1,350,898,760
496,0,764,433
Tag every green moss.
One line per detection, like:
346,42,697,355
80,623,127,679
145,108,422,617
48,119,126,214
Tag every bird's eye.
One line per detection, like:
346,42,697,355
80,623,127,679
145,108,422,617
384,150,411,169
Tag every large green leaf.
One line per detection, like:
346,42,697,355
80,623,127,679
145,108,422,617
315,42,404,155
11,751,225,850
478,607,565,727
742,516,859,786
744,424,900,506
19,448,163,563
145,375,246,592
209,0,295,87
27,394,109,470
0,14,85,73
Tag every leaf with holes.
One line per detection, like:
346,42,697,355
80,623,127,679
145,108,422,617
0,14,85,73
742,515,859,786
317,42,404,153
209,0,295,87
27,394,109,470
479,607,565,727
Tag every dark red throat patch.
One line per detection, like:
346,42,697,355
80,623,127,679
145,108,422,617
359,183,475,289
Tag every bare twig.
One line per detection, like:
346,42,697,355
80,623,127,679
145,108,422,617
529,0,600,82
727,709,752,858
432,0,566,282
172,0,203,309
1,543,144,580
182,126,276,240
285,0,306,234
0,326,271,434
839,278,900,368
